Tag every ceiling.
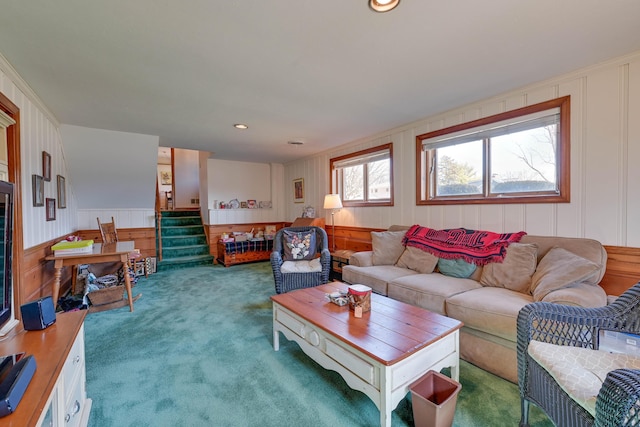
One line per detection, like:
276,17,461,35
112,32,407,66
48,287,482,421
1,1,640,164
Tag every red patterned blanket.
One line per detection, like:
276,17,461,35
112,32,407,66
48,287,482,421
402,225,526,266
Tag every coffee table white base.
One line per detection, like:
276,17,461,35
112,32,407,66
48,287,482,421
273,304,460,427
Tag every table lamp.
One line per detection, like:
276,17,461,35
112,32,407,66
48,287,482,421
324,194,343,252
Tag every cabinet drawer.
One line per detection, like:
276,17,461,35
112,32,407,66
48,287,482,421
62,325,85,390
63,373,86,427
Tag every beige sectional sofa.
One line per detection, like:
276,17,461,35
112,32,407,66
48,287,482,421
342,226,608,383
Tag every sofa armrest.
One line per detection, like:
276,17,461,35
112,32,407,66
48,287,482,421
541,282,607,308
349,251,374,267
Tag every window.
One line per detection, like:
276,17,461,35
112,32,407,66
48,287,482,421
330,143,393,207
416,96,570,205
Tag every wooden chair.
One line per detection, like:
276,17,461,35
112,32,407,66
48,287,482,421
97,216,118,244
96,217,149,278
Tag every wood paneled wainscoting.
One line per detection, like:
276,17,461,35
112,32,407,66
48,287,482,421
331,225,640,297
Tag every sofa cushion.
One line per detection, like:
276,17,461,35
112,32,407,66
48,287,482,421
541,282,607,307
371,230,406,265
437,258,477,278
446,287,533,341
528,340,640,417
342,265,417,296
388,273,481,315
530,247,600,302
395,246,438,274
521,235,607,285
479,243,538,293
283,229,316,261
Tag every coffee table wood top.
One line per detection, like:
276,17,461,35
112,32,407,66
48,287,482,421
271,282,463,366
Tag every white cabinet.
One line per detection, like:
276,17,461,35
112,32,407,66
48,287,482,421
38,325,91,427
0,310,91,427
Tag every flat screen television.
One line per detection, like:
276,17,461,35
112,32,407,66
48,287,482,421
0,180,15,336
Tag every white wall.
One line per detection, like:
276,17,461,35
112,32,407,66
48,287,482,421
285,50,640,247
207,161,284,225
173,148,199,208
0,53,78,248
60,125,159,230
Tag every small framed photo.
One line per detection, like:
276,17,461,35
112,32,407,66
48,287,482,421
293,178,304,203
46,198,56,221
247,199,257,209
240,201,248,209
161,170,172,185
32,174,44,207
57,175,66,209
43,151,51,181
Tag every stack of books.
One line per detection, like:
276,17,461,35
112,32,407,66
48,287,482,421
51,240,94,256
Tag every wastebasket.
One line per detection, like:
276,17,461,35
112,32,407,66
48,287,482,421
409,370,462,427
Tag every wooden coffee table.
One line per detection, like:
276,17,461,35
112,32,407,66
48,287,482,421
271,282,463,427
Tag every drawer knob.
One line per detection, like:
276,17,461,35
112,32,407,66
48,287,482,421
307,330,320,346
74,355,81,364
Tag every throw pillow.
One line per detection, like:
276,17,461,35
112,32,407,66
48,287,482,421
282,230,316,261
371,230,406,265
479,243,538,293
395,246,439,274
437,258,477,279
530,247,600,302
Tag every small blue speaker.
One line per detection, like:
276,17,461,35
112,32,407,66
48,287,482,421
20,296,56,331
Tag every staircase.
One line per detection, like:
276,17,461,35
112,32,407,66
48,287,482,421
156,210,213,271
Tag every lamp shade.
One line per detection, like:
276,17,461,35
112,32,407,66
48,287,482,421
323,194,343,210
369,0,400,12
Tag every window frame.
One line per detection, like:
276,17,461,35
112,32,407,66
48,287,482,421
330,143,394,207
415,96,570,205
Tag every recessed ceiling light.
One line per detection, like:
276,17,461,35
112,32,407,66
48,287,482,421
369,0,400,13
233,123,248,129
287,140,304,146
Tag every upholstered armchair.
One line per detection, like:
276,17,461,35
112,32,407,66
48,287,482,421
270,226,331,294
517,282,640,427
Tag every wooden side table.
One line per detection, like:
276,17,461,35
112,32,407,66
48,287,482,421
330,249,355,281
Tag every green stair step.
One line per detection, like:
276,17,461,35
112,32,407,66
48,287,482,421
161,216,203,226
156,254,214,271
162,235,207,247
161,225,205,236
163,244,211,259
160,210,200,217
157,210,212,271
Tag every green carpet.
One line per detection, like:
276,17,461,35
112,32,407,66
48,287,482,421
84,262,552,426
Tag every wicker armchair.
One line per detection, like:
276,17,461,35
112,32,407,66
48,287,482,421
517,282,640,427
270,226,331,294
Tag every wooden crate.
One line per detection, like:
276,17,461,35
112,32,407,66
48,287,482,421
88,285,124,306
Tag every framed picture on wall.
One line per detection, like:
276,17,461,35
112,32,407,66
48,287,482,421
42,151,51,181
161,171,172,185
46,198,56,221
293,178,304,203
57,175,66,209
32,174,44,207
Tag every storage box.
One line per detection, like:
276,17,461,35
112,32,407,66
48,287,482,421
87,285,124,306
409,370,461,427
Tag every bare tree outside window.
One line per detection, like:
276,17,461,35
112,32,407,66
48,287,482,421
417,96,569,205
330,143,394,207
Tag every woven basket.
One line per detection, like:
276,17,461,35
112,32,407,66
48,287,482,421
88,285,124,306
